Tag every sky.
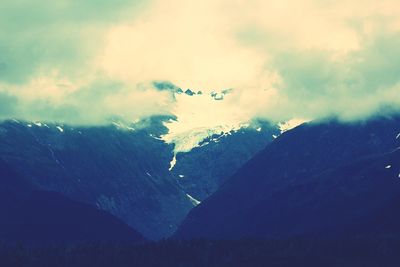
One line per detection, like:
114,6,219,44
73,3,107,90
1,0,400,127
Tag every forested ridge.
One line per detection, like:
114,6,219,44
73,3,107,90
1,239,400,267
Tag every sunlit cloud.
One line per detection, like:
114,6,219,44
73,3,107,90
0,0,400,127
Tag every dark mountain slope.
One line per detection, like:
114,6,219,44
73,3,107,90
175,116,400,239
1,190,146,244
0,117,279,239
0,159,145,244
0,119,192,240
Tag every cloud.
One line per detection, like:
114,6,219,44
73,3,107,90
99,0,400,123
0,0,172,124
262,30,400,121
0,0,148,83
0,77,173,125
0,92,17,119
0,0,400,126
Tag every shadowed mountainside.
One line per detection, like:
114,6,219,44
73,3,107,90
175,115,400,240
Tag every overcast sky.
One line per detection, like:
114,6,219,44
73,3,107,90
1,0,400,126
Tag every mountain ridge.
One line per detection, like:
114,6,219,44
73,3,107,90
174,115,400,240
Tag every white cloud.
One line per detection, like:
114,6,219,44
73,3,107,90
1,0,400,126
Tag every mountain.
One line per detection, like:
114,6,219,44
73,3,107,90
0,118,192,240
152,81,282,200
175,115,400,240
0,116,279,240
0,159,145,244
170,120,280,200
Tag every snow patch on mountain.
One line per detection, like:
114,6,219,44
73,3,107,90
163,124,244,170
169,155,177,171
111,121,135,131
186,194,201,206
160,89,253,154
162,124,246,154
278,118,308,133
158,87,297,156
